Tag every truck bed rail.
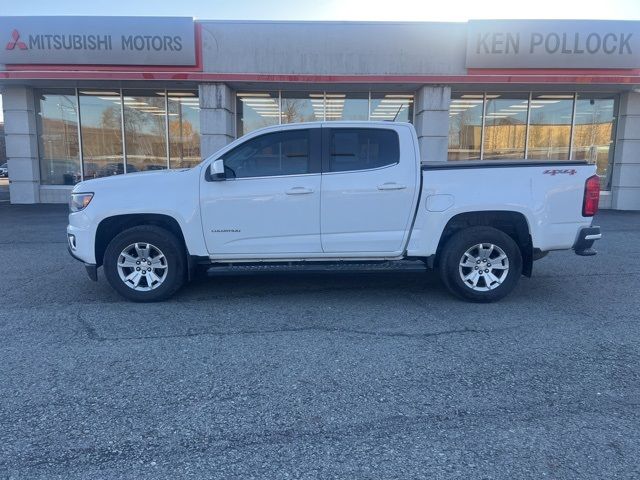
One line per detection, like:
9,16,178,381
422,160,589,170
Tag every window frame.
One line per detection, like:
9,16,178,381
220,127,322,180
321,127,401,174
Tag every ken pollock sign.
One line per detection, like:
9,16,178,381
0,16,196,66
466,20,640,69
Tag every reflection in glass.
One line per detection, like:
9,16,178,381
571,96,616,189
36,89,80,185
325,93,369,121
168,92,201,168
482,94,528,160
329,128,400,172
448,92,620,187
236,92,414,135
370,94,413,122
123,90,167,172
223,130,310,178
79,91,124,179
527,94,574,160
236,92,279,136
281,92,323,123
448,94,484,160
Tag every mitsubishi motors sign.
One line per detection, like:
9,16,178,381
0,16,196,66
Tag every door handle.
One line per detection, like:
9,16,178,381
377,182,407,191
285,186,314,195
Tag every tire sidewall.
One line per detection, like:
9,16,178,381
103,226,185,302
440,226,522,303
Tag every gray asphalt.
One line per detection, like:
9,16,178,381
0,203,639,479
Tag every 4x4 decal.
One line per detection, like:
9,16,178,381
543,168,577,176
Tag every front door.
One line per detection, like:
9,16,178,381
200,127,322,256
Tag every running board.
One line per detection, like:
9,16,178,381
204,260,428,276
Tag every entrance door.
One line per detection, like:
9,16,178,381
200,127,322,256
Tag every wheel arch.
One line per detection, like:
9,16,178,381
435,210,534,277
95,213,190,275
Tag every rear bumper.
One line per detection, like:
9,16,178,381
573,226,601,256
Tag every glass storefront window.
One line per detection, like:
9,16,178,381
236,92,279,136
482,94,528,160
571,95,616,189
122,90,167,172
325,93,369,121
527,93,575,160
168,91,201,169
447,91,618,190
37,88,201,184
448,94,484,160
370,94,413,122
78,90,124,179
35,89,80,185
281,92,323,124
236,91,413,135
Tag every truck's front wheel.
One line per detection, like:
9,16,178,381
103,225,186,302
438,226,522,302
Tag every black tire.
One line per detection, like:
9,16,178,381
438,226,522,303
103,225,186,302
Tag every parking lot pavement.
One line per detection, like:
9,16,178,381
0,204,639,479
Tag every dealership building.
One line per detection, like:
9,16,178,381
1,16,640,209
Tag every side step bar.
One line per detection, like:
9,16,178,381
204,260,428,277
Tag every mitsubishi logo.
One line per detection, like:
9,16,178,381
6,29,27,50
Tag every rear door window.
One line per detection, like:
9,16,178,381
325,128,400,173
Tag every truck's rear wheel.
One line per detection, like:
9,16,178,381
103,225,185,302
438,226,522,302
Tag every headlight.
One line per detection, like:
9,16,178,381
69,192,94,212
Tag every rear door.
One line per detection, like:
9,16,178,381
320,124,419,254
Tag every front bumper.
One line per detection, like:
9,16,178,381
67,210,97,265
67,244,98,281
573,226,601,256
67,212,98,282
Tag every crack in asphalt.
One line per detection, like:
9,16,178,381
0,241,67,245
76,314,498,342
534,271,640,278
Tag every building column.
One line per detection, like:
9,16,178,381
610,91,640,210
413,85,451,163
2,85,40,204
199,83,235,160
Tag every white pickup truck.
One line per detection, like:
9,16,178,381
67,121,601,302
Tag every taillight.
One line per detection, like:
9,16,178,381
582,175,600,217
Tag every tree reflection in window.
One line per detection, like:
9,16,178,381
78,91,124,179
168,92,201,169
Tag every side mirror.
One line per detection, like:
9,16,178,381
207,159,225,181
